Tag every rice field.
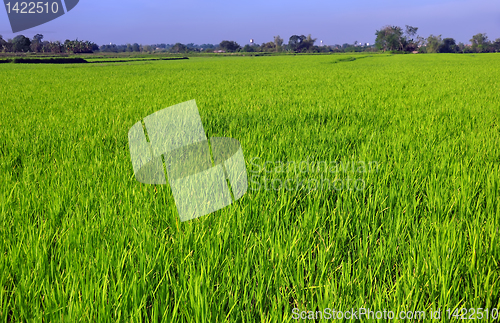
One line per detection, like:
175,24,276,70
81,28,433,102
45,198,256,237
1,53,499,322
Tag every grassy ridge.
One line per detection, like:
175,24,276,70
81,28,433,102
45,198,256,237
0,54,499,321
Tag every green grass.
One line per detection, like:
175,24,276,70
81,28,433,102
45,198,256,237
1,54,499,322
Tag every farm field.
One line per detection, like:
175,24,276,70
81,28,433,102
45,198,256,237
1,53,500,322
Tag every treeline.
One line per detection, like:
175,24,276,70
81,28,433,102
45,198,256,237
0,34,98,53
98,43,217,53
375,25,500,53
1,26,499,54
165,36,373,54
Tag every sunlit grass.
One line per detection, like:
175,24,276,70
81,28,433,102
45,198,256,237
0,53,499,322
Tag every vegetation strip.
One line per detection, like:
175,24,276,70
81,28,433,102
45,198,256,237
0,57,188,64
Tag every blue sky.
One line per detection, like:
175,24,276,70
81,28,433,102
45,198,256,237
1,0,499,45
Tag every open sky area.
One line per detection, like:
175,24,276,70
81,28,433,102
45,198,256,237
1,0,499,47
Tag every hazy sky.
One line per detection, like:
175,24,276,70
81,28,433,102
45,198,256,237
1,0,499,45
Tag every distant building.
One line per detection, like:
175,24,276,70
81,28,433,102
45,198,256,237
214,50,226,53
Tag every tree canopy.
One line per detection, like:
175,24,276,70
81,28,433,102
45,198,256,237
12,35,31,52
375,25,420,52
426,35,442,53
219,40,241,52
288,34,316,52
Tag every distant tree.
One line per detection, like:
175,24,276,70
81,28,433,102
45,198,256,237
3,39,14,52
29,34,43,52
288,35,305,52
426,34,442,53
125,43,132,52
493,38,500,52
242,44,255,52
132,43,140,52
470,33,489,52
317,45,332,53
170,43,187,53
64,39,97,53
0,35,5,52
199,44,215,50
375,25,420,52
403,25,420,51
186,43,201,51
64,39,72,51
33,34,43,43
219,40,240,52
457,42,466,53
143,45,152,53
415,35,426,49
49,41,63,53
347,44,364,52
12,35,31,52
40,41,49,53
405,25,418,39
151,43,167,49
375,26,403,51
273,35,284,52
302,34,317,52
288,34,316,52
100,44,118,52
439,38,457,53
259,41,275,52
